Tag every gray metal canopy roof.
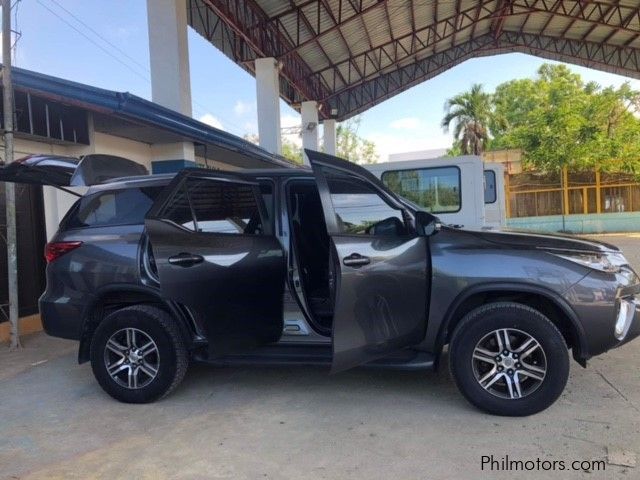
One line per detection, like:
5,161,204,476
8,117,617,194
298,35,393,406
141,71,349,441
189,0,640,121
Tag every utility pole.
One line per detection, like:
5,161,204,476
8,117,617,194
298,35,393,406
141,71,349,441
3,0,20,350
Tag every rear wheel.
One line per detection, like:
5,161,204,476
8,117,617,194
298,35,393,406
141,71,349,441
449,302,569,416
90,305,188,403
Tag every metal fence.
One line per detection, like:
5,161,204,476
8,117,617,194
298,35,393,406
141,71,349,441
506,167,640,218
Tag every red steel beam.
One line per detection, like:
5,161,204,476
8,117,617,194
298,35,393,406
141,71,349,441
281,0,389,57
310,1,497,79
198,0,330,104
328,31,640,120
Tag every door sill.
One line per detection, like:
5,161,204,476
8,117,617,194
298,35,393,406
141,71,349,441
196,345,435,371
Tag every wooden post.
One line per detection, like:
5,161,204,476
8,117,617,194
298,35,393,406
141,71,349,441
595,168,602,214
504,172,511,218
582,187,588,214
2,0,20,350
562,166,570,216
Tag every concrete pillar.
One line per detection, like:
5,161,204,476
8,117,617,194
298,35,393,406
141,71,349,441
147,0,195,165
301,101,318,166
255,58,282,155
147,0,192,115
323,119,336,156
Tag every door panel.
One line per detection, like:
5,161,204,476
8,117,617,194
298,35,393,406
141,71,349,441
145,170,285,356
331,235,429,371
305,150,430,372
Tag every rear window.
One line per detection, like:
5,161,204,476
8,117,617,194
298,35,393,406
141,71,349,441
63,186,164,229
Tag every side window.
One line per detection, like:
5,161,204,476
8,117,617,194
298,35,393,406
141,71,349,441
381,166,461,213
63,186,163,229
163,177,263,235
325,172,406,236
484,170,497,204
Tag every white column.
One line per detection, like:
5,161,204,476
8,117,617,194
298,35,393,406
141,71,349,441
255,58,282,155
323,119,336,156
301,100,318,166
147,0,194,163
147,0,192,116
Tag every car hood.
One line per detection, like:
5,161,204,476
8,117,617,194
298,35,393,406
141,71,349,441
459,228,619,253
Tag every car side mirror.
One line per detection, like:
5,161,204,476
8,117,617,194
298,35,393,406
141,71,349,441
365,216,406,236
415,211,441,236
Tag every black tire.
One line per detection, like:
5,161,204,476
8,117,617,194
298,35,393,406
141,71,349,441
449,302,569,416
90,305,188,403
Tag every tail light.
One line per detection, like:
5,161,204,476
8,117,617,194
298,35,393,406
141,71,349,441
45,241,82,263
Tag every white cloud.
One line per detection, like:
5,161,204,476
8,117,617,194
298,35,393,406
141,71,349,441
280,113,302,146
281,113,300,128
243,121,258,133
389,117,423,130
367,131,452,163
106,25,138,40
198,113,224,130
233,100,254,116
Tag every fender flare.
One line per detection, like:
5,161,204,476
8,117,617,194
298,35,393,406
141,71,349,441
434,282,589,364
77,283,203,363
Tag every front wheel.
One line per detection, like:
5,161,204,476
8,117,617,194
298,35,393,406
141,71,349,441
449,302,569,416
90,305,188,403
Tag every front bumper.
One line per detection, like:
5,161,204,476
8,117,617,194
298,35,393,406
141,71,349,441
564,268,640,359
613,293,640,347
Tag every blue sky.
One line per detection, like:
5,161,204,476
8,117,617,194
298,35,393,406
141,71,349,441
12,0,640,160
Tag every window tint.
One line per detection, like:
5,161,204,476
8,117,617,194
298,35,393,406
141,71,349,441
381,167,461,213
64,186,163,229
484,170,497,204
326,172,406,236
163,177,263,235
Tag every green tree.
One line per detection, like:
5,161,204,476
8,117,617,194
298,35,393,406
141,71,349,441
490,64,640,173
445,140,464,157
441,83,492,155
243,133,303,164
336,116,378,164
281,137,303,164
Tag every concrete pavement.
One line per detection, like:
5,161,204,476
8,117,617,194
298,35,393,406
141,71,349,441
1,235,640,480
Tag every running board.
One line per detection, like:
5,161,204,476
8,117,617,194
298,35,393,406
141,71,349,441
198,345,435,371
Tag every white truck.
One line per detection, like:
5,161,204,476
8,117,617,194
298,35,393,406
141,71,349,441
365,154,505,230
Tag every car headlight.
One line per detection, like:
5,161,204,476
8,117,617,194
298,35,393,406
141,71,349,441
550,251,628,273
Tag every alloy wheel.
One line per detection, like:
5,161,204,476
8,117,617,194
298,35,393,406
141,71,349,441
471,328,547,400
103,328,160,389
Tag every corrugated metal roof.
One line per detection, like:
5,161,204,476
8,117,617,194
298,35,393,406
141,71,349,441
9,66,294,169
189,0,640,121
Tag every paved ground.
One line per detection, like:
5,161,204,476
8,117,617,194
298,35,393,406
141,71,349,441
1,235,640,480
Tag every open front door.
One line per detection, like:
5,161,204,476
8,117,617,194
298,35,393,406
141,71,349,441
306,150,430,373
145,169,285,356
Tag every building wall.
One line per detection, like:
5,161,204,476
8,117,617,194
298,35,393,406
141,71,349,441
506,212,640,234
2,114,246,238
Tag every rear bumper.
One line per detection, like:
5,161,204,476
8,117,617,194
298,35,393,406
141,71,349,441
39,291,92,341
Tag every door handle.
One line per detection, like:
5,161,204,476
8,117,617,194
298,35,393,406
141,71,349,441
342,253,370,267
168,253,204,267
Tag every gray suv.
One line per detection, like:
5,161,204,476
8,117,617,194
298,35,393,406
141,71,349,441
2,150,639,416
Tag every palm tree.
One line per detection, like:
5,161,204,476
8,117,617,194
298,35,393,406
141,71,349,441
441,84,492,155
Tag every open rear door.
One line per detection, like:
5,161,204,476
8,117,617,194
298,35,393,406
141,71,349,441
306,150,430,373
145,169,285,356
0,154,148,192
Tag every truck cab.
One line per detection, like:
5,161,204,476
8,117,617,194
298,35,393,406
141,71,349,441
365,154,505,230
